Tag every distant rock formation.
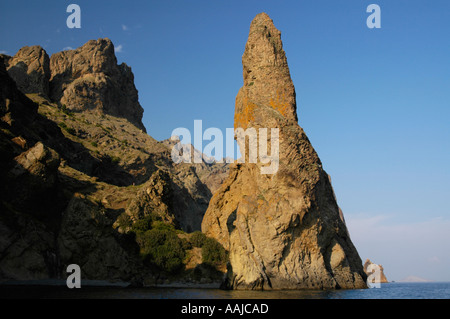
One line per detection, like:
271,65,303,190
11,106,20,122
399,276,432,283
162,136,230,194
202,13,367,290
364,259,389,283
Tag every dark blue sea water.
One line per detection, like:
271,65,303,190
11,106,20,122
1,282,449,299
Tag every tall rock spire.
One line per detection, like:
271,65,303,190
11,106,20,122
235,12,297,129
202,13,367,290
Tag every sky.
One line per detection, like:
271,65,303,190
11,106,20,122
1,0,450,282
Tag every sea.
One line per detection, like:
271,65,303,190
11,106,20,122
0,281,449,299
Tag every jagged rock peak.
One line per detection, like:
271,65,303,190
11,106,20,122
235,13,297,129
4,45,51,97
50,38,146,132
50,38,117,79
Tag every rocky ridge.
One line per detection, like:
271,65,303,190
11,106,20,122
0,40,228,285
49,39,146,132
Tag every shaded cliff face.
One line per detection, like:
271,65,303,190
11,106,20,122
2,46,51,98
0,55,148,283
202,13,367,290
50,39,146,132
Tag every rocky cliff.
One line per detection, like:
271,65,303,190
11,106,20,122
2,39,145,132
364,259,389,283
0,40,227,285
2,46,51,97
49,39,146,132
202,13,367,290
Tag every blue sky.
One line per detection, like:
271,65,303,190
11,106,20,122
1,0,450,281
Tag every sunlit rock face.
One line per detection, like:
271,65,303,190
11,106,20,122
202,13,367,290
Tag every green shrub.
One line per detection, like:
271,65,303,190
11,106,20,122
116,213,132,229
58,122,75,135
91,141,98,147
181,237,192,251
190,231,207,248
130,214,178,234
65,127,76,135
60,104,74,116
58,122,76,135
110,156,121,164
130,215,154,234
152,220,176,232
202,237,228,267
138,229,186,273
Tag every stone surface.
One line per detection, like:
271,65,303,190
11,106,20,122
202,13,367,290
57,194,147,283
162,137,230,195
8,142,60,215
0,208,56,281
49,39,146,132
0,54,39,128
4,46,51,97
